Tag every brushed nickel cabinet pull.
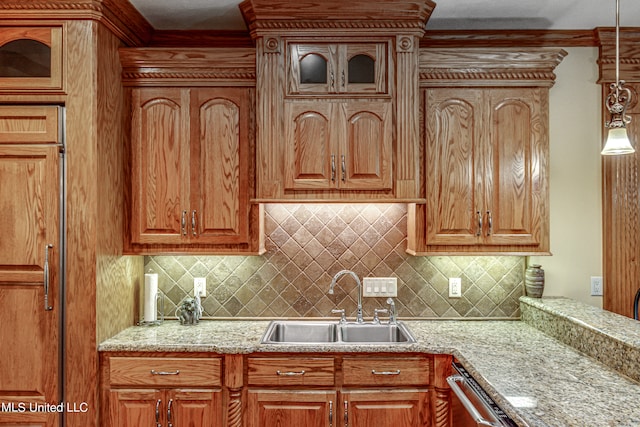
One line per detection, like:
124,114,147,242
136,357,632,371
476,211,482,236
191,210,197,236
151,369,180,376
487,210,493,236
344,400,349,427
341,154,346,182
371,369,401,375
44,244,54,311
167,399,174,427
329,400,333,427
331,154,336,182
276,370,305,376
155,399,162,427
181,210,187,236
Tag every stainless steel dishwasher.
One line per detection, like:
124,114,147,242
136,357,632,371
447,361,519,427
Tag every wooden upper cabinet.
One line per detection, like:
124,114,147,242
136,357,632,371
130,87,252,248
424,88,546,248
243,0,435,201
284,100,391,191
0,27,63,91
407,48,566,255
287,42,388,95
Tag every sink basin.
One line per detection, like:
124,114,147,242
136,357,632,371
260,320,416,344
261,321,338,344
340,323,415,343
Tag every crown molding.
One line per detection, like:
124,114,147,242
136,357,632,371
421,29,597,48
0,0,153,46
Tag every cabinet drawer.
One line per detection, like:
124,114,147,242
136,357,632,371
342,357,429,386
248,357,334,386
109,357,221,387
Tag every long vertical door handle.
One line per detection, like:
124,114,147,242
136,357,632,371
155,399,162,427
191,210,197,236
167,399,174,427
181,210,187,236
329,400,333,427
486,210,493,236
331,154,336,182
476,211,483,236
44,244,54,311
344,400,349,427
341,155,346,182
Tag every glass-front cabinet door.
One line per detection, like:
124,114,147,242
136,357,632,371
0,27,63,90
287,41,388,95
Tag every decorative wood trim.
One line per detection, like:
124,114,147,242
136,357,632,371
596,28,640,83
119,48,256,86
240,0,435,37
0,0,152,46
421,29,597,48
148,30,254,48
419,47,568,87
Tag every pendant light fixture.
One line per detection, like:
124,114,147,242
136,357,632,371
602,0,634,155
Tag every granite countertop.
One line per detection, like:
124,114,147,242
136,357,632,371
100,298,640,427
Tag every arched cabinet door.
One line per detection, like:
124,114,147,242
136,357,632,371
0,27,63,91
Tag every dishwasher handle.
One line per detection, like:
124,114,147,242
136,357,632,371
447,375,503,427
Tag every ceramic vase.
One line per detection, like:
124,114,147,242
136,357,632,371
525,264,545,298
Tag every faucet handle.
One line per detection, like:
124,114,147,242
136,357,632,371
373,308,388,324
331,308,347,324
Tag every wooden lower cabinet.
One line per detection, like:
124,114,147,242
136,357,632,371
343,389,430,427
102,354,223,427
247,390,335,427
110,388,221,427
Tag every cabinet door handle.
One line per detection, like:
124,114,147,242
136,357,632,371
476,211,483,236
371,369,401,375
341,154,346,182
344,400,349,427
330,71,335,90
341,70,345,88
331,154,336,182
486,210,493,236
155,399,162,427
191,209,198,236
181,210,187,236
167,399,174,427
276,370,305,376
329,400,333,427
43,244,54,311
151,369,180,376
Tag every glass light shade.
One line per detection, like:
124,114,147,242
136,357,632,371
602,127,635,155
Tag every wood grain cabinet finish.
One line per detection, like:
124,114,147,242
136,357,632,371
408,47,566,255
105,356,223,427
0,106,61,427
129,86,252,249
423,88,548,251
246,355,434,427
283,100,392,191
287,42,388,95
0,26,63,91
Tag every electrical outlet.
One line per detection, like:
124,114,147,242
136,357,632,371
449,277,462,298
590,276,603,296
194,277,207,297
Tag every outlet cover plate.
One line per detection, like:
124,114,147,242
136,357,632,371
449,277,462,298
194,277,207,297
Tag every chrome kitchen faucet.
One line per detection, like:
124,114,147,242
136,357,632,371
328,270,364,323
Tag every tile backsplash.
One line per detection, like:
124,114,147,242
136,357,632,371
146,204,524,319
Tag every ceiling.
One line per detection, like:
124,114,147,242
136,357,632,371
127,0,640,32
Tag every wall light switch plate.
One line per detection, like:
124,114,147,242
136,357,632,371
363,277,397,297
194,277,207,297
449,277,462,298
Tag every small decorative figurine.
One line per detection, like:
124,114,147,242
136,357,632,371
177,296,202,325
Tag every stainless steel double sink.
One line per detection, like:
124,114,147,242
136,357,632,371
260,320,416,345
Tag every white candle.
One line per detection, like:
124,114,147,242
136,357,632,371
144,273,158,322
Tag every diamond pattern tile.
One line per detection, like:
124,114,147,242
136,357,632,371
146,204,525,319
